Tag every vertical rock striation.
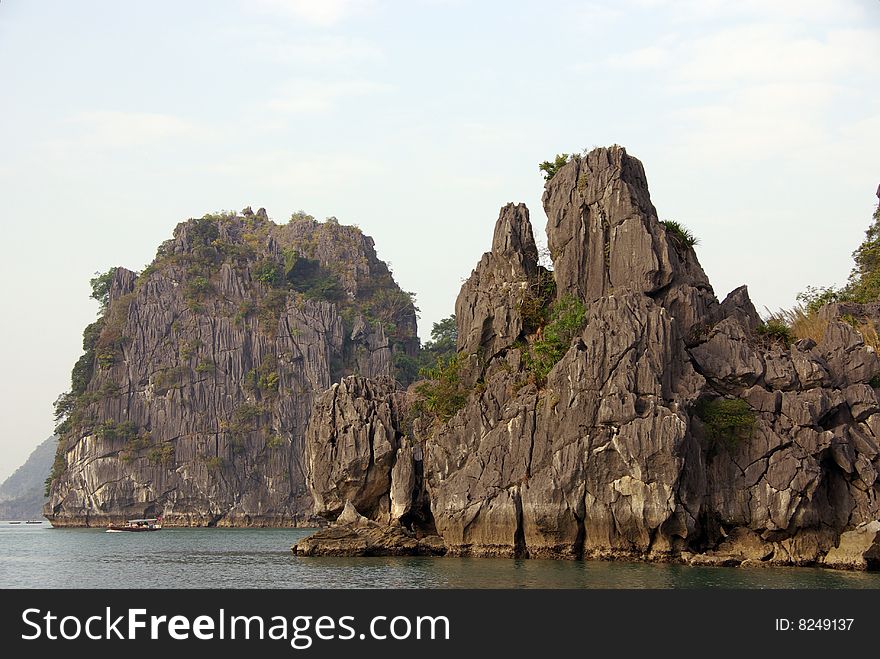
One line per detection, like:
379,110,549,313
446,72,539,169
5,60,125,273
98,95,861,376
46,210,418,527
46,149,880,570
455,203,541,359
298,146,880,569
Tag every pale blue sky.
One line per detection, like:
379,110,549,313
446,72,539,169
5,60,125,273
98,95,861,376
1,0,878,480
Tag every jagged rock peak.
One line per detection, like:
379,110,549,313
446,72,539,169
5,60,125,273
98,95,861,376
542,145,674,304
293,146,880,570
491,202,539,274
455,203,541,357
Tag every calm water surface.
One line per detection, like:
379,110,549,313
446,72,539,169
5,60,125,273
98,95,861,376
2,521,879,589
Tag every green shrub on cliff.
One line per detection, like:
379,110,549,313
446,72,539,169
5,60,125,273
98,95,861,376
266,434,286,449
661,220,699,248
392,352,421,387
519,271,556,334
154,365,187,393
525,294,586,382
53,317,107,433
147,443,175,464
195,359,216,374
284,253,345,302
539,154,571,181
695,398,756,447
256,289,288,332
204,456,224,469
44,449,67,497
244,356,280,395
95,419,139,442
192,215,221,247
364,288,417,335
185,276,213,312
222,403,265,438
415,354,470,423
288,210,315,224
756,319,794,348
253,258,282,286
90,269,115,312
417,315,457,373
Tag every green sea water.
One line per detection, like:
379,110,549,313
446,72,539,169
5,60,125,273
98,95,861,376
2,521,879,589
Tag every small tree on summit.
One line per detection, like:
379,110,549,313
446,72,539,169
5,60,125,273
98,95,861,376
89,268,115,313
539,154,571,181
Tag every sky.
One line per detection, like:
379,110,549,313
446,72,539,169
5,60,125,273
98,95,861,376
0,0,878,481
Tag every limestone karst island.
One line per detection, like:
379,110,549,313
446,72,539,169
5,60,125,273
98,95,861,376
42,146,880,571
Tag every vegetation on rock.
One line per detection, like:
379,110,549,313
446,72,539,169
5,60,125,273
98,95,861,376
523,294,587,382
538,153,571,181
695,397,756,447
520,270,557,334
661,220,699,248
89,269,115,312
414,354,472,423
756,318,794,348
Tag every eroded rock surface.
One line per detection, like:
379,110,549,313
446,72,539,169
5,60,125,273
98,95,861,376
46,211,418,527
291,502,445,557
306,376,414,523
297,146,880,569
46,148,880,571
455,203,541,358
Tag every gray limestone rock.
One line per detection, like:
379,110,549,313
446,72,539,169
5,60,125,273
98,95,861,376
291,501,446,557
455,203,540,358
44,148,880,572
305,376,412,523
822,521,880,570
543,146,674,304
46,212,418,527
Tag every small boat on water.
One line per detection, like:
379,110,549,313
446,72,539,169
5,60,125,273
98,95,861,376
9,521,21,525
106,517,162,533
25,520,42,524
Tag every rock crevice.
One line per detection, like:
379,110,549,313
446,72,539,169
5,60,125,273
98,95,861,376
298,146,880,570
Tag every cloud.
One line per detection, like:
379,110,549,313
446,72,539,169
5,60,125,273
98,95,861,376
570,2,625,27
265,79,391,113
250,0,377,25
673,25,880,89
602,9,880,163
669,82,841,160
209,151,385,188
606,45,670,71
62,111,202,149
258,35,383,65
625,0,865,23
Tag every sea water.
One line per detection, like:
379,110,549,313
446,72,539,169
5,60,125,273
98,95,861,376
2,521,879,589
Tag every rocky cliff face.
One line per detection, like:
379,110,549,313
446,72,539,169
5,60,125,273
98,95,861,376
47,149,880,569
46,209,418,526
296,146,880,570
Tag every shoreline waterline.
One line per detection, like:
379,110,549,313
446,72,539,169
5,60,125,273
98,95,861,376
2,522,879,589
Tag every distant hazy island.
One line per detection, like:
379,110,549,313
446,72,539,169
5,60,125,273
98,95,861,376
42,146,880,571
0,436,53,520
